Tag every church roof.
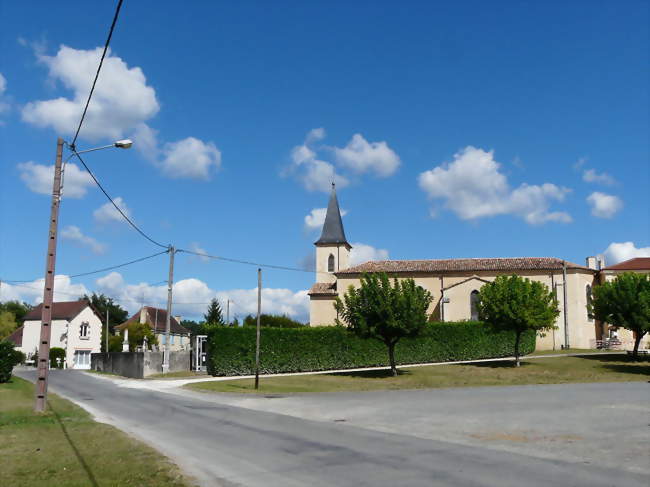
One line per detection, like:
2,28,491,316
315,183,349,246
602,257,650,271
308,282,337,296
337,257,592,275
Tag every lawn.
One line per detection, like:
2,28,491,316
0,376,196,487
186,354,649,394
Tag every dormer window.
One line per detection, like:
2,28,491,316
328,254,335,272
80,321,89,339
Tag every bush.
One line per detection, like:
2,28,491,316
0,340,23,382
242,314,305,328
50,347,66,368
207,322,536,376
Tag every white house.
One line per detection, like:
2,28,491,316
9,300,103,369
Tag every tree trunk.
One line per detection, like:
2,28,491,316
514,331,521,367
388,342,398,376
632,332,644,359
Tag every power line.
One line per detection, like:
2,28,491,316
72,150,168,249
70,0,125,149
178,248,321,274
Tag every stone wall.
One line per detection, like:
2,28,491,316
91,351,190,378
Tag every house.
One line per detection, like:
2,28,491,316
9,300,103,369
308,185,650,351
116,306,190,350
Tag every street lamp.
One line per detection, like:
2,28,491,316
34,137,133,412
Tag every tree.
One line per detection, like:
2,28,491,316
478,275,559,367
0,301,33,323
180,319,204,336
335,272,433,376
82,293,128,335
0,340,23,383
121,322,158,352
0,311,18,340
591,272,650,357
204,299,225,326
242,314,305,328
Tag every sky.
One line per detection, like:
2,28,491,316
1,0,648,322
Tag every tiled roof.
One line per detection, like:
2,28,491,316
603,257,650,271
23,300,91,321
337,257,591,275
308,282,338,296
6,325,23,347
116,307,189,335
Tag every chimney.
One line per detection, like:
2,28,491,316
586,256,598,270
139,307,148,324
597,255,605,270
174,315,182,324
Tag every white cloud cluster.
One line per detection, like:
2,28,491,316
418,146,572,225
22,46,159,140
587,192,623,218
349,243,389,266
601,242,650,265
93,196,131,224
287,128,400,192
160,137,221,180
60,225,106,254
0,72,9,116
17,161,94,198
304,207,348,231
0,275,89,305
583,168,616,186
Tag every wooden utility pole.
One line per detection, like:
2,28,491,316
254,268,261,389
162,245,175,373
35,138,64,412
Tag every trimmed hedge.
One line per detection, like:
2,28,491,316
207,322,536,376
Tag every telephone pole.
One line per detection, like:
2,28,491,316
35,138,64,412
254,268,261,389
162,245,175,373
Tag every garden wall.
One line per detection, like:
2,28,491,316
91,351,190,378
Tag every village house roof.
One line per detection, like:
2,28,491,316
308,282,338,296
602,257,650,271
23,300,94,322
315,183,350,247
6,325,23,347
116,306,190,336
336,257,592,275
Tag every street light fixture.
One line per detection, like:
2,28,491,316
34,137,134,412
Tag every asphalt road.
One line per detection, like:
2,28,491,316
17,370,650,487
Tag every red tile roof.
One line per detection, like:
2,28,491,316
116,307,189,335
337,257,591,275
308,282,337,296
6,325,23,347
23,300,92,321
603,257,650,271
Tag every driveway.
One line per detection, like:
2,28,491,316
16,369,649,487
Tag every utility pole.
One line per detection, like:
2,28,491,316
35,138,64,412
162,245,175,373
254,268,261,389
105,309,109,353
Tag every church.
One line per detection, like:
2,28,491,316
308,185,650,351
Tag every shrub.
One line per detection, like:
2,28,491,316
50,347,66,368
0,340,23,382
207,322,536,376
242,314,305,328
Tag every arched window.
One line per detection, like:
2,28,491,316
470,290,480,321
586,284,593,321
328,254,335,272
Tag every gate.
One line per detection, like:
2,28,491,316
192,335,208,371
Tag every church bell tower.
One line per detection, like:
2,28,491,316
315,183,351,284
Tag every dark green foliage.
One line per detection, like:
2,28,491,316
82,293,128,336
49,347,66,368
204,299,224,326
121,323,158,351
180,319,204,336
335,273,432,375
207,322,536,376
478,275,559,366
107,334,123,352
592,272,650,357
0,340,23,382
0,300,33,323
242,314,305,328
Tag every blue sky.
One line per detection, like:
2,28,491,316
1,0,648,321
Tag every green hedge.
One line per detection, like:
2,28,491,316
207,322,536,376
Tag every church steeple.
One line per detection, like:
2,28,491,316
315,183,349,247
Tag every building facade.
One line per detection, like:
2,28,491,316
116,306,190,351
308,187,650,351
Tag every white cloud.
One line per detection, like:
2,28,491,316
60,225,107,254
587,192,623,218
0,72,9,116
17,161,94,198
188,242,210,262
132,122,160,161
601,242,650,265
304,207,348,231
288,131,348,192
583,168,616,186
349,242,389,266
306,127,326,143
93,196,131,224
333,133,400,177
418,146,572,225
0,275,88,305
159,137,221,180
22,45,159,141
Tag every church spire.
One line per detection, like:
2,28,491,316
315,183,349,246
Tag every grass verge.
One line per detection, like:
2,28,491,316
0,376,196,487
186,354,649,394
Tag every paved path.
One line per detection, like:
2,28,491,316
17,369,649,487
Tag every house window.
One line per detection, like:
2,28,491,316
586,285,594,321
80,322,89,339
470,290,480,321
328,254,335,272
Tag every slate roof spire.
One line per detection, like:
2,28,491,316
315,182,349,246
